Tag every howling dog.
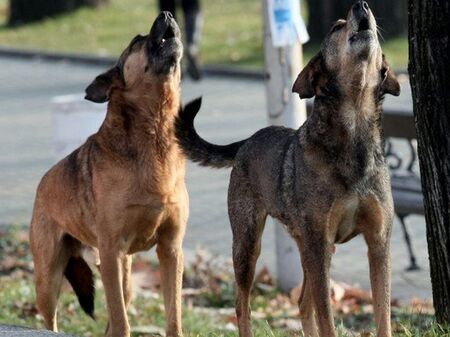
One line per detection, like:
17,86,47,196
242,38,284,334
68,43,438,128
30,12,187,337
175,2,400,336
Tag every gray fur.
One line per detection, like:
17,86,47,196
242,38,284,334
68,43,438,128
176,2,399,336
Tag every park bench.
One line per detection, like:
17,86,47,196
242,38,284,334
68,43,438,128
383,109,423,271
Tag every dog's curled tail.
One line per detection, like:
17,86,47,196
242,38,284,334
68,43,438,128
64,256,95,319
175,97,248,168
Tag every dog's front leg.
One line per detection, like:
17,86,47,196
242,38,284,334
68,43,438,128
367,239,392,337
297,274,318,337
361,196,393,337
99,248,130,337
122,255,133,308
156,218,186,337
300,233,335,337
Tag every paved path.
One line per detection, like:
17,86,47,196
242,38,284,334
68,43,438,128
0,57,431,303
0,325,74,336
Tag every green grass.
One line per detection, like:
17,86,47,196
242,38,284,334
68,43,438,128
0,277,448,337
0,277,290,337
380,37,409,70
0,228,447,337
0,0,407,69
2,228,443,337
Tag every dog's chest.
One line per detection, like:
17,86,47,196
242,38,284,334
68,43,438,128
127,232,158,254
334,195,360,244
123,206,165,253
124,191,186,254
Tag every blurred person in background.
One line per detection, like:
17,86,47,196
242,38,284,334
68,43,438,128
159,0,203,80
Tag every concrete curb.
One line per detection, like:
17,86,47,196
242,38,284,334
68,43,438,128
0,46,408,78
0,47,115,67
0,46,265,80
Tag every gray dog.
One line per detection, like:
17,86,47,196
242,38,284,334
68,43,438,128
177,1,400,336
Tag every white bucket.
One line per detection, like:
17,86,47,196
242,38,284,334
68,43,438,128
51,94,107,160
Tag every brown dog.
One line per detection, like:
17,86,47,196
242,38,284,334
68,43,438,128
176,2,400,337
30,12,187,337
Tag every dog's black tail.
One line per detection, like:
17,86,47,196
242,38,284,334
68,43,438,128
64,256,95,320
175,97,248,168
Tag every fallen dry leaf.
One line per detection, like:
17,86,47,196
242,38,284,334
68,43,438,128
255,266,273,286
132,258,160,292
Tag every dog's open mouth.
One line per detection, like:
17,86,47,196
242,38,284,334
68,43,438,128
159,25,176,48
358,17,370,32
349,17,372,42
149,13,181,52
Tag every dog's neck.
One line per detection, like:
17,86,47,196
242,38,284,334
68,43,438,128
307,71,383,153
312,68,383,140
306,76,385,181
340,63,381,122
97,80,181,162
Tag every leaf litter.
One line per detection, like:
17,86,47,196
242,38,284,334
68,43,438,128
0,227,436,335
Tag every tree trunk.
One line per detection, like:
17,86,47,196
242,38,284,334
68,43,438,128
8,0,109,26
307,0,408,43
408,0,450,324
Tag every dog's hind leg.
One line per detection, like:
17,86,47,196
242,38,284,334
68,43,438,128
30,216,71,332
228,175,267,337
297,274,318,337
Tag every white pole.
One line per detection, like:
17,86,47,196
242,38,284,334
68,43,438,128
262,0,307,291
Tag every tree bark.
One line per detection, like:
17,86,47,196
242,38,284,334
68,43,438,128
408,0,450,324
8,0,109,26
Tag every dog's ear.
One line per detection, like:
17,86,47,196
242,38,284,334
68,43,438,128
292,53,326,99
85,66,122,103
380,55,400,96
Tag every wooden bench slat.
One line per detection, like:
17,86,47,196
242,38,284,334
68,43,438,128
392,189,424,215
382,111,417,139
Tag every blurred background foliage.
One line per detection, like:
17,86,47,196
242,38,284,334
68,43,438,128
0,0,407,69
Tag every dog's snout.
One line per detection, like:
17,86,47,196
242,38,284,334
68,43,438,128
353,1,369,16
162,11,173,21
362,1,369,11
154,11,173,24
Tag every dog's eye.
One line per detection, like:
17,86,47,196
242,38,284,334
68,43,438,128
331,24,344,34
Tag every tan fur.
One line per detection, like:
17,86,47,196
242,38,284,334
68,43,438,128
30,13,186,337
